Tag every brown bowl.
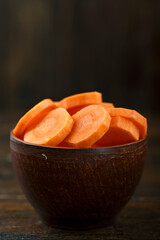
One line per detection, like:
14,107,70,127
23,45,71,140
10,132,147,230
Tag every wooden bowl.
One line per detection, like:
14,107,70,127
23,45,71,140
10,132,147,230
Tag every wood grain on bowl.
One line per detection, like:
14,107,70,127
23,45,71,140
10,133,147,229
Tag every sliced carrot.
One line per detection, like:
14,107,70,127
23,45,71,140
58,91,102,109
68,102,115,116
54,101,60,107
64,105,111,148
100,102,115,110
67,104,89,115
13,99,57,139
95,116,139,147
23,108,74,146
57,141,69,147
107,108,147,139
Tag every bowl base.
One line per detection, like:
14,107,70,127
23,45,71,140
41,216,116,230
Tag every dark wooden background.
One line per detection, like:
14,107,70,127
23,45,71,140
0,1,160,239
0,0,160,115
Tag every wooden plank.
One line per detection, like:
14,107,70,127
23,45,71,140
0,0,159,113
0,199,159,239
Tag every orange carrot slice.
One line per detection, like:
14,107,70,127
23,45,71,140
67,102,114,116
100,102,115,110
107,108,147,139
13,99,57,139
54,101,59,107
95,116,139,147
23,108,74,146
64,105,111,148
58,91,102,109
67,104,89,115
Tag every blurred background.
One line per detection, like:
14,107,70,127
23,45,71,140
0,1,160,236
0,0,160,118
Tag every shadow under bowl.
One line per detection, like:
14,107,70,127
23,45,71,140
10,133,147,230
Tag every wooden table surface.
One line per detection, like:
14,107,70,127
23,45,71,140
0,114,160,240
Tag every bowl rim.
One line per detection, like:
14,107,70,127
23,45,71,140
10,131,147,151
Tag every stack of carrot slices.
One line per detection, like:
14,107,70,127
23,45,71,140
13,92,147,148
